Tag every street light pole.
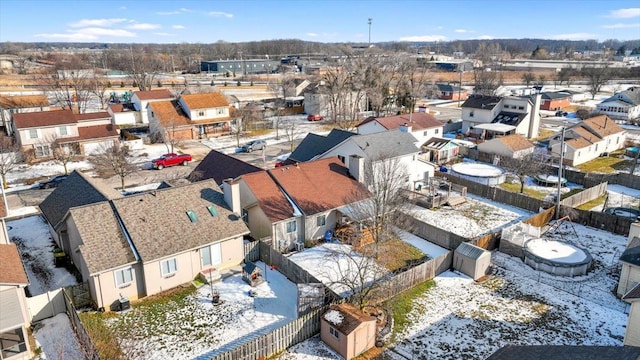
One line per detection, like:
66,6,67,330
368,18,372,47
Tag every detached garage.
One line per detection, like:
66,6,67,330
453,242,491,281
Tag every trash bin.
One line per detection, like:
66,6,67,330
324,230,333,242
118,297,130,311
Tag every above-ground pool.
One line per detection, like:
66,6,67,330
450,163,506,185
533,174,567,187
523,238,592,277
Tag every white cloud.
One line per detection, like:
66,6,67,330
78,27,137,37
34,32,98,41
399,35,447,42
153,32,174,36
306,33,318,37
179,8,193,12
207,11,233,18
455,29,474,33
549,32,598,40
172,25,185,29
606,8,640,18
602,23,640,29
68,18,128,28
118,6,127,10
156,8,193,16
476,35,494,40
126,23,160,30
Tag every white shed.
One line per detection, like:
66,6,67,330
453,242,491,281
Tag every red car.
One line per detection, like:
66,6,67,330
307,114,324,121
152,153,192,170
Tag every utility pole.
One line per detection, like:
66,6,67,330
368,18,372,47
555,127,565,220
458,69,463,107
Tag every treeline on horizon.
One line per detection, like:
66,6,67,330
1,38,639,59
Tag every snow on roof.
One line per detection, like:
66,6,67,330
473,123,517,133
323,309,344,325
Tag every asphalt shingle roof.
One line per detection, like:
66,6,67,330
620,244,640,266
39,171,121,229
111,180,249,262
0,244,29,285
241,171,293,223
290,129,356,162
181,92,229,109
189,149,262,184
13,109,76,129
461,95,502,110
493,134,534,151
70,202,137,274
133,89,174,101
357,112,442,132
148,100,192,127
350,129,420,159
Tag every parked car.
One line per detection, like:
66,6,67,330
307,114,324,121
603,207,640,220
242,140,267,153
152,153,192,170
38,175,69,189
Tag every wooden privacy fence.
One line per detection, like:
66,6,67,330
523,207,555,227
62,289,100,360
559,206,634,235
560,182,608,208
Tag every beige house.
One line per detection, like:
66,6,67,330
40,173,249,310
320,303,376,360
476,134,535,159
0,244,31,360
618,222,640,298
623,284,640,346
12,109,120,159
224,157,368,253
549,115,626,166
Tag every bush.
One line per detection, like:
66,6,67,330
120,81,125,88
132,81,138,88
106,81,112,88
224,82,228,87
236,80,241,86
157,80,163,88
250,81,254,86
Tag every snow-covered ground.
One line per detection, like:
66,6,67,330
590,184,640,212
102,262,298,360
394,228,449,258
33,313,84,360
7,215,79,296
404,195,531,239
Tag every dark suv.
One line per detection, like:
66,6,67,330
242,140,267,153
603,207,640,220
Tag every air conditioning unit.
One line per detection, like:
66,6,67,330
296,243,304,252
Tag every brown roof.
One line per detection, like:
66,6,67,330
571,126,600,143
149,100,192,128
111,180,249,262
181,92,229,110
75,112,110,121
0,244,29,285
70,202,137,274
241,171,294,223
357,112,442,131
269,157,368,216
495,134,534,151
324,303,375,335
133,89,174,101
0,94,49,109
582,115,624,138
59,124,119,143
565,137,592,150
13,109,76,129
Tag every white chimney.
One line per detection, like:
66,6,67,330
528,93,541,139
400,123,412,133
221,179,241,214
349,155,365,184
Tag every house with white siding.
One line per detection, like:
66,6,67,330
356,112,444,146
130,89,175,124
461,93,541,139
476,134,535,159
596,86,640,122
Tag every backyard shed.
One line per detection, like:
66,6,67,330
242,262,264,287
320,303,377,360
453,242,492,280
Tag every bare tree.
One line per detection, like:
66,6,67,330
0,134,21,188
522,71,535,88
43,56,93,113
89,75,111,110
109,46,164,91
281,118,303,153
88,144,138,190
46,135,79,175
473,67,502,96
582,63,612,99
344,153,410,260
499,153,546,194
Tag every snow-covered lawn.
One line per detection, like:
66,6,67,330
288,243,389,298
99,263,298,360
33,313,84,360
393,228,449,258
276,335,342,360
7,215,79,296
589,184,640,212
404,195,532,239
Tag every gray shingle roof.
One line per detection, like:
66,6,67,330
540,92,572,100
350,129,420,159
486,345,640,360
111,180,249,262
455,242,488,260
70,202,137,274
620,244,640,266
461,95,502,110
39,171,121,229
189,149,262,184
290,129,356,162
623,283,640,301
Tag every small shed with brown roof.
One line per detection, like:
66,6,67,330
320,303,377,360
476,134,535,159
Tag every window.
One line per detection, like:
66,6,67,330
0,327,27,358
217,108,225,115
317,215,326,227
337,155,345,164
518,106,524,110
435,129,439,134
34,145,51,158
329,327,339,339
115,267,133,287
198,110,205,117
186,210,198,222
286,220,296,233
469,111,474,117
58,126,68,136
207,205,219,217
161,258,178,277
28,129,38,139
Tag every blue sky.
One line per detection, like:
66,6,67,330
1,0,639,43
